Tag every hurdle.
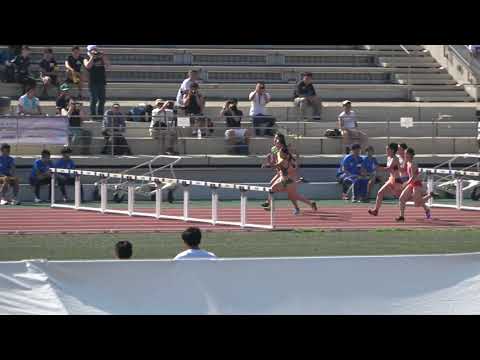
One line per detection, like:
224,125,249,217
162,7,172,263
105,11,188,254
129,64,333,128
406,167,480,211
50,168,275,230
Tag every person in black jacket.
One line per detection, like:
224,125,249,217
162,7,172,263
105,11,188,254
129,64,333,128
11,45,36,95
84,45,110,120
293,72,323,120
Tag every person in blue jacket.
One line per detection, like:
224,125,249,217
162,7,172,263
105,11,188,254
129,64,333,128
54,147,84,203
361,145,380,202
30,150,53,203
337,143,364,201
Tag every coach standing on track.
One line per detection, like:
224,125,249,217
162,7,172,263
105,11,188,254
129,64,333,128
84,45,110,121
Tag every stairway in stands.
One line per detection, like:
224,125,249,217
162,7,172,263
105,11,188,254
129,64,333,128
364,45,472,102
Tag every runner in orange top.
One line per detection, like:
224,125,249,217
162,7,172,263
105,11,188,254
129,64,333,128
368,143,404,216
262,133,317,215
396,147,434,222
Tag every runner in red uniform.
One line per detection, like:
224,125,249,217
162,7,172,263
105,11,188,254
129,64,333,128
262,133,317,215
368,143,404,216
396,148,434,222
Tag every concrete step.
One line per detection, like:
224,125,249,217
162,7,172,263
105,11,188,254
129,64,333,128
413,96,474,102
394,73,453,80
396,79,458,85
365,45,425,52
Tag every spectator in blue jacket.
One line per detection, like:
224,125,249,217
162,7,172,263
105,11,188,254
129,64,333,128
54,147,84,203
30,150,53,203
0,143,20,205
361,145,380,201
337,143,364,201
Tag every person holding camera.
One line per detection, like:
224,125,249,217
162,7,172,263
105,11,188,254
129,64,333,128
63,98,92,155
84,45,110,121
183,83,213,137
102,103,132,155
221,99,251,155
11,45,36,95
65,46,85,99
249,82,275,137
149,99,179,155
39,48,59,99
176,70,199,108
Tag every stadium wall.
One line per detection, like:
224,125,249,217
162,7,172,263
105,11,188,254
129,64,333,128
1,254,480,315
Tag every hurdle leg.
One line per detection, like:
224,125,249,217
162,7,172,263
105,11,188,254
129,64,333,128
456,178,463,210
74,175,81,209
183,184,190,221
240,189,247,228
427,175,434,207
269,192,275,229
100,179,107,213
211,187,218,225
155,184,162,219
128,183,135,216
50,172,56,206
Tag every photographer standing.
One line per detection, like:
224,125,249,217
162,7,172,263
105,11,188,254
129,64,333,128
63,98,92,155
149,99,179,155
84,45,110,121
221,99,251,155
183,83,212,136
249,82,275,136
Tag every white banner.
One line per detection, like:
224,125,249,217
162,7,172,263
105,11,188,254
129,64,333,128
0,117,69,145
1,253,480,315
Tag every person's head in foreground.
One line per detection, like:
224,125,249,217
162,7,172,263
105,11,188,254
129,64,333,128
115,241,132,259
302,72,313,84
342,100,352,112
61,147,72,160
274,133,287,150
1,143,11,157
351,143,361,156
174,227,217,260
387,142,398,157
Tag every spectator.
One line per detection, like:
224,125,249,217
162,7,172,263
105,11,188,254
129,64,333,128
63,98,92,155
337,100,368,154
221,99,251,155
84,45,110,120
102,103,132,155
293,72,322,120
127,102,154,122
183,82,213,137
65,46,85,99
55,84,71,114
173,227,217,260
176,69,199,108
39,48,59,99
30,149,53,203
0,144,20,205
468,45,480,60
18,87,42,115
11,45,36,94
115,241,132,260
249,81,275,136
1,45,17,83
362,145,380,201
54,147,84,203
337,144,364,201
149,99,179,155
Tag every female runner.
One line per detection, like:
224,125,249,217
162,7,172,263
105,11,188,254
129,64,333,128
396,148,434,222
261,133,317,215
368,143,404,216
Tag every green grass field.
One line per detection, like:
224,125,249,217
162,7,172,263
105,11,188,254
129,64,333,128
2,228,480,261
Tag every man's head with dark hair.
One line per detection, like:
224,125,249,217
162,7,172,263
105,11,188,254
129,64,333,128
400,143,408,150
41,149,51,160
71,46,80,52
181,227,202,248
303,72,313,83
1,143,11,155
44,48,53,54
115,241,133,259
188,70,199,81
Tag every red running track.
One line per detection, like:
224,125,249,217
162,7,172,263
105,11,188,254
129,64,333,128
0,205,480,234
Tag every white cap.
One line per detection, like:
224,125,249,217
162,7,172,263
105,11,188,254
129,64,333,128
87,45,97,52
342,100,352,106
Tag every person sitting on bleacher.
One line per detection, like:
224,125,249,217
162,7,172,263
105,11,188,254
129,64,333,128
337,144,364,201
11,45,36,95
361,145,380,202
56,84,71,114
293,72,322,120
54,147,84,203
102,103,132,155
0,45,17,83
337,100,368,154
39,48,59,99
0,144,20,206
18,87,43,115
149,99,179,155
221,99,251,155
30,149,53,203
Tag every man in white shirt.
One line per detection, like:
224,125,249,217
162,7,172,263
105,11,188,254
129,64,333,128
249,82,275,136
173,227,217,260
337,100,368,154
149,99,179,155
18,87,42,115
176,70,200,108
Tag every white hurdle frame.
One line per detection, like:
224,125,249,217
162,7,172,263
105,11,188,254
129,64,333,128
406,168,480,211
50,168,275,230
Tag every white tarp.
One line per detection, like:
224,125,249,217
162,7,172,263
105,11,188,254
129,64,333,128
0,116,69,145
1,253,480,315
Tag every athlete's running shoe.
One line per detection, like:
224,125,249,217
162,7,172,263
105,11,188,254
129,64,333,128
261,201,270,208
368,209,378,216
395,216,405,222
297,177,309,183
311,202,318,211
425,210,432,220
293,208,300,216
0,199,8,206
